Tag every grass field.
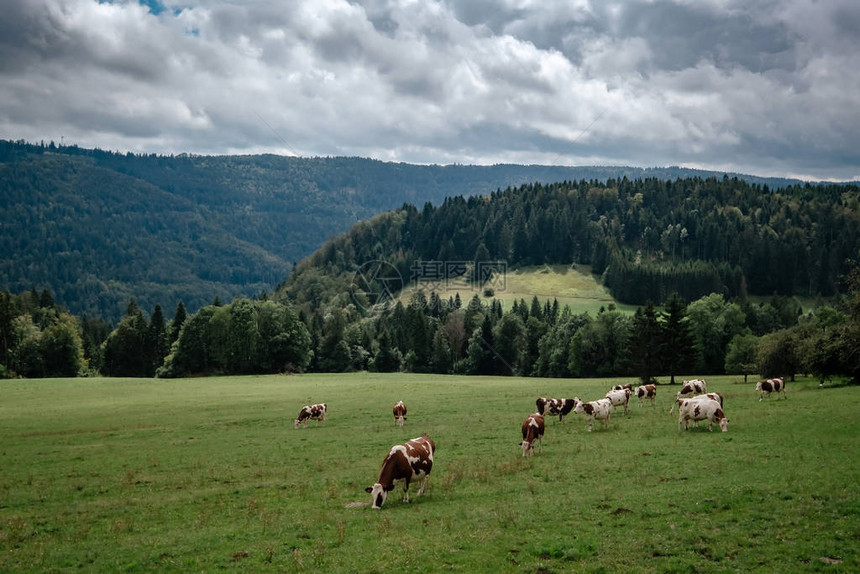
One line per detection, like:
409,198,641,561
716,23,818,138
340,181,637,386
400,264,640,315
1,373,858,572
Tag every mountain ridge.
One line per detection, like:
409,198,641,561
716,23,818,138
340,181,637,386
1,139,853,321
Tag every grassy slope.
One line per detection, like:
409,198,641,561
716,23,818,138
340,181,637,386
0,374,857,573
401,264,640,315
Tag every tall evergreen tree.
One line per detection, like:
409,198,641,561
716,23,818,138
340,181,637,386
466,314,496,375
430,329,452,374
102,300,151,376
373,328,400,373
660,293,696,384
492,313,526,375
629,302,662,384
149,304,168,372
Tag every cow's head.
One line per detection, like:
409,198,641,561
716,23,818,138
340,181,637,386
719,417,729,432
365,482,395,509
520,440,534,457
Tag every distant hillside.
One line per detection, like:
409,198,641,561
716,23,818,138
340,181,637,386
281,176,860,312
0,139,835,321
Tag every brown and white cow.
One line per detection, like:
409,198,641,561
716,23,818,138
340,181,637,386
573,397,613,432
702,392,724,407
678,397,729,432
605,388,632,415
633,384,657,407
393,401,407,427
365,434,435,509
612,383,633,392
755,377,786,401
535,397,556,416
676,392,724,428
669,379,708,414
520,413,545,457
535,397,576,423
551,398,579,423
294,403,326,429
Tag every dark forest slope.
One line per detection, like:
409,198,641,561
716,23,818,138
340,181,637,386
281,177,860,311
0,139,840,321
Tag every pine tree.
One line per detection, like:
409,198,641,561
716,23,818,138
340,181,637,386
374,328,400,372
660,293,696,384
149,304,168,371
630,302,662,384
466,315,496,375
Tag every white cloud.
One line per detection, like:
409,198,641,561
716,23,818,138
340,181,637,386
0,0,857,179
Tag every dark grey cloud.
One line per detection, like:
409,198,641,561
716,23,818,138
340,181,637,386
0,0,857,180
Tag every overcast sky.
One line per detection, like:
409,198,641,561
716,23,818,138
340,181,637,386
2,0,859,180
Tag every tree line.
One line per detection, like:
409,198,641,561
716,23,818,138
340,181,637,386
3,171,859,383
2,268,858,385
290,275,859,385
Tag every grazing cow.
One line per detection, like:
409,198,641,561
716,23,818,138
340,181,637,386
678,398,729,432
520,413,545,457
612,383,633,392
669,379,708,414
365,434,435,509
680,393,724,427
536,397,559,416
573,397,613,432
536,398,576,422
294,403,326,429
605,388,632,415
701,392,724,407
756,377,786,401
535,397,550,415
634,384,657,407
550,398,579,423
393,401,407,427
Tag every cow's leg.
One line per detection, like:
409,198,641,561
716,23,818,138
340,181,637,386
416,476,428,497
403,480,411,503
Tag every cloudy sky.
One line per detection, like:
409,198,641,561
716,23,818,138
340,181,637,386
2,0,859,180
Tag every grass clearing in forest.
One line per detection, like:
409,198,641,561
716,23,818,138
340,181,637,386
401,264,639,315
0,374,858,572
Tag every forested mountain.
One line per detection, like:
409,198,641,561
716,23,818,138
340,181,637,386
0,139,819,322
270,176,859,384
281,176,860,311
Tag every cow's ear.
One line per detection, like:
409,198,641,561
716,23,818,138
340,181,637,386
365,486,373,493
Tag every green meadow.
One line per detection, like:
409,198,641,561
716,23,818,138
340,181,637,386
0,374,857,573
401,264,640,315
